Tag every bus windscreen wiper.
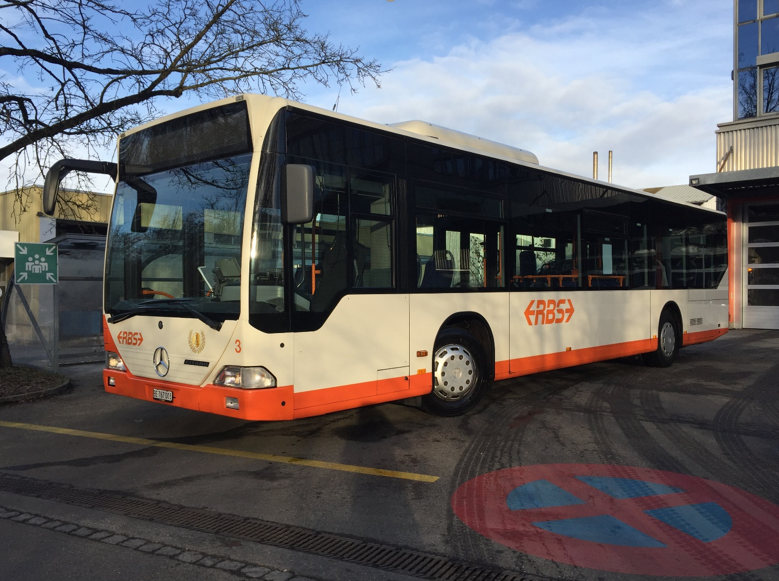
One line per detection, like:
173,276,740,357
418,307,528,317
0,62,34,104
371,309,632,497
107,308,155,324
137,298,223,331
109,299,223,331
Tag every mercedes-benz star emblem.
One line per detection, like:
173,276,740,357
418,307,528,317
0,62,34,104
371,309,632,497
153,346,170,377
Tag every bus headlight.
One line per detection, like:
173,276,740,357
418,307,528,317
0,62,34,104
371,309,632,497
106,351,126,372
214,366,276,389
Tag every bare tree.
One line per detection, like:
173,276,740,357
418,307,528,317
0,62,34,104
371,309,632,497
0,0,382,211
0,0,383,367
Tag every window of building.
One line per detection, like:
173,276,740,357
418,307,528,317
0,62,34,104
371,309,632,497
746,203,779,308
740,0,758,22
764,65,779,112
737,0,779,119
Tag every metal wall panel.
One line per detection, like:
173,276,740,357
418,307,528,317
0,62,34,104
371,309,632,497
717,122,779,171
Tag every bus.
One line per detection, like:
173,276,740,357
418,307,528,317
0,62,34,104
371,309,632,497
43,94,728,420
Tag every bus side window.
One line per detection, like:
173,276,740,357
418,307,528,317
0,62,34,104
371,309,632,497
512,234,577,290
350,171,394,289
305,164,349,312
353,218,392,288
580,210,628,289
416,215,503,289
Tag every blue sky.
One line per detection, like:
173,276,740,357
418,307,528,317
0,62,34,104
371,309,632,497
2,0,735,191
294,0,733,189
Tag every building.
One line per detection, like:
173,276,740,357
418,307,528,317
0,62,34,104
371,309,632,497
1,186,111,292
643,185,719,211
0,186,112,365
690,0,779,330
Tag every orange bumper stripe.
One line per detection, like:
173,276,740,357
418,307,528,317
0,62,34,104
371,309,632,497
104,370,295,421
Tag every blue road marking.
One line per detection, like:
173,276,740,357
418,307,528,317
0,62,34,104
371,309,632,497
576,476,685,499
532,514,667,547
507,480,585,510
646,502,733,543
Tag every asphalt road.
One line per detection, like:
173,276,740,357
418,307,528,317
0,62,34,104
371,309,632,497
1,329,778,581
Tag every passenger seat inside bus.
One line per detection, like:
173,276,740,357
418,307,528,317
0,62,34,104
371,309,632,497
213,257,241,299
519,250,537,277
420,250,454,288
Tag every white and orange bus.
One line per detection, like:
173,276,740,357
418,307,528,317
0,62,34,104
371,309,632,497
44,95,728,420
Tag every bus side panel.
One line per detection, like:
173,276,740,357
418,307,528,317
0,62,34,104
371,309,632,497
683,283,729,346
649,288,728,347
408,293,510,378
650,288,688,343
293,294,410,410
508,290,654,376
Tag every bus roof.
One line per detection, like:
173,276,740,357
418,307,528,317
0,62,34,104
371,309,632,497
389,120,539,165
122,94,723,216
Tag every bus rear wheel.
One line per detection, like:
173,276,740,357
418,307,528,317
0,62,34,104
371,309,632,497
643,310,679,368
422,329,487,416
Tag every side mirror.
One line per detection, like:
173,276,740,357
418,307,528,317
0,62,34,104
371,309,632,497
42,159,118,216
43,160,68,216
283,164,314,224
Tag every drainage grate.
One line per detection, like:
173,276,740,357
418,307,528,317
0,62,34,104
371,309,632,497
0,472,535,581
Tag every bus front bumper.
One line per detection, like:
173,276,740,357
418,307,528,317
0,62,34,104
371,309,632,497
103,370,295,421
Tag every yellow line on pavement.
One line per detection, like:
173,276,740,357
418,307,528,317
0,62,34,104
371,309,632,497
0,420,439,483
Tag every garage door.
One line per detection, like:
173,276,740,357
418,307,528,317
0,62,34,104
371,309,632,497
744,203,779,329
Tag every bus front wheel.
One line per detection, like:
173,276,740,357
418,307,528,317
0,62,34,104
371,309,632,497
644,310,679,368
422,329,488,416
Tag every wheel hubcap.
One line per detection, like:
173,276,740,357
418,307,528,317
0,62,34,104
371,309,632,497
433,344,477,401
660,321,676,357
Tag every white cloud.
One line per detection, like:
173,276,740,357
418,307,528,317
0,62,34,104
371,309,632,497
2,2,735,193
308,2,733,189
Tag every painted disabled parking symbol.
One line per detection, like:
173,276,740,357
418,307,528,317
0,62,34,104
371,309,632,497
451,464,779,576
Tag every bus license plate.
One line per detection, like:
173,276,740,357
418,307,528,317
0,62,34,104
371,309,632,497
152,388,174,402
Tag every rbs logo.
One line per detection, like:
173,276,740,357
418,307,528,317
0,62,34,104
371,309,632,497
524,299,574,326
116,331,144,346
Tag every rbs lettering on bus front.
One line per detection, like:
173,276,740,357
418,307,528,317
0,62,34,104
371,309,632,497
524,299,575,326
116,331,144,346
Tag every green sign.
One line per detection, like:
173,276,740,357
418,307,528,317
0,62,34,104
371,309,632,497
15,242,58,284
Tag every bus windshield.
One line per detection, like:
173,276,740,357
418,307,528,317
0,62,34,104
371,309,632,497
104,153,251,322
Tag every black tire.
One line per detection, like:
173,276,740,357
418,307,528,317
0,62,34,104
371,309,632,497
422,328,488,417
643,310,679,368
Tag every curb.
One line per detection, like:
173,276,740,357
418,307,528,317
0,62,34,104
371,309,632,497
0,378,71,404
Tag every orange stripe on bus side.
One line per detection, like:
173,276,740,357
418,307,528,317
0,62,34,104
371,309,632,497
682,328,728,346
494,338,657,381
292,373,432,419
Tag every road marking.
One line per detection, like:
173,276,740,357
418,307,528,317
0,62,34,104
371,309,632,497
0,420,439,483
452,464,779,576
